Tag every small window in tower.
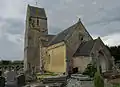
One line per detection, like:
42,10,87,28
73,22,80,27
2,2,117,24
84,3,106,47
29,17,32,22
37,19,39,26
81,37,83,41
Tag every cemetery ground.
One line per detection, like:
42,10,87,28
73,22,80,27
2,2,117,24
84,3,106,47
1,64,120,87
21,69,120,87
0,71,120,87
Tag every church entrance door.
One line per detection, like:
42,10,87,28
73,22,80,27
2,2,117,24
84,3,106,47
72,67,78,73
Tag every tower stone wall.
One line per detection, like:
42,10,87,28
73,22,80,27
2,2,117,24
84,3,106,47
24,5,48,73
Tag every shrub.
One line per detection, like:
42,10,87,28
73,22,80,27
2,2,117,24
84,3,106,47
113,84,120,87
83,63,97,77
94,71,104,87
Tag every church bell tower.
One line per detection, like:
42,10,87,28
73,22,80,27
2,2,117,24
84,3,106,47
24,4,48,73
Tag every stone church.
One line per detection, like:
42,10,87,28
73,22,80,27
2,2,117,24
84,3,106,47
24,5,114,74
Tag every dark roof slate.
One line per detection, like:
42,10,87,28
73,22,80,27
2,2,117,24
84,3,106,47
28,5,46,18
73,39,97,57
42,35,55,46
47,35,55,42
48,22,79,46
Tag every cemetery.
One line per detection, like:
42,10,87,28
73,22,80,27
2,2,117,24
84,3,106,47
0,61,120,87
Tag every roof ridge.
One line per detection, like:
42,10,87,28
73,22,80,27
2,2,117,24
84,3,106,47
28,4,44,9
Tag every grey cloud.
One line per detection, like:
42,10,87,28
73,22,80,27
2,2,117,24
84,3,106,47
49,26,63,35
0,17,24,34
0,34,23,60
0,17,24,60
85,6,120,37
87,6,120,26
0,0,120,60
87,21,120,37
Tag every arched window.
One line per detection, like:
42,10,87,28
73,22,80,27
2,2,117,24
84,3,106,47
81,37,83,41
79,33,83,41
48,54,50,64
29,17,32,22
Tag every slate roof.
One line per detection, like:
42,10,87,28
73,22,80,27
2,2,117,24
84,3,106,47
42,35,55,46
73,39,97,57
46,35,55,42
48,21,80,46
28,5,46,18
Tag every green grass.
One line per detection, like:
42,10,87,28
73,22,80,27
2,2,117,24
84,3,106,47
36,72,58,81
113,84,120,87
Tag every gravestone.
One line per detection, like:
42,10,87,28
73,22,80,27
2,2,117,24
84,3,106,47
6,70,18,87
17,74,26,87
0,76,5,87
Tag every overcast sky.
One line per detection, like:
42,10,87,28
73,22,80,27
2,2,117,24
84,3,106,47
0,0,120,60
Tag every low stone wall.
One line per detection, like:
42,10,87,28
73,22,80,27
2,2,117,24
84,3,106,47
66,74,93,87
24,74,114,87
66,79,93,87
66,74,113,87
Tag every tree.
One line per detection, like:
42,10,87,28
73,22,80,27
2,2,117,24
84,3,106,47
83,63,97,77
94,71,104,87
1,60,12,65
106,45,120,62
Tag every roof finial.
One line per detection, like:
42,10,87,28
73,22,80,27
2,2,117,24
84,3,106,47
78,18,81,23
98,37,100,39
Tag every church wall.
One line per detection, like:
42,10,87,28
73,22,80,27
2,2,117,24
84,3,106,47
39,19,48,33
90,38,112,72
65,23,93,72
46,42,66,73
24,7,30,71
24,48,27,72
73,56,92,73
99,53,108,72
41,47,48,71
99,39,113,69
78,22,93,41
26,29,41,72
65,29,82,72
